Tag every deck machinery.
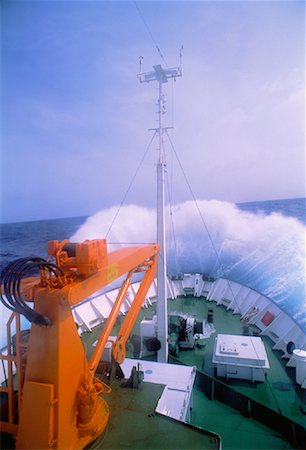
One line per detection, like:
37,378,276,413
0,239,159,449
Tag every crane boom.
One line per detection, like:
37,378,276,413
0,239,159,450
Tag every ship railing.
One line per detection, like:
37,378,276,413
0,312,23,434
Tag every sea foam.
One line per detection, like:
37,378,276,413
1,200,304,349
71,200,305,329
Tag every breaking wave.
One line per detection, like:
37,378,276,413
71,200,305,330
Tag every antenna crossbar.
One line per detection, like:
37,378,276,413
148,126,174,132
138,64,182,84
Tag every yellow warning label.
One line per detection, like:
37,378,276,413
107,263,119,283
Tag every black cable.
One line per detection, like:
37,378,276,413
2,258,45,318
1,258,43,323
3,260,41,323
0,257,64,326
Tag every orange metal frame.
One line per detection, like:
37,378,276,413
0,239,159,449
0,313,22,435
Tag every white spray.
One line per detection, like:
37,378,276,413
71,200,305,329
1,200,304,348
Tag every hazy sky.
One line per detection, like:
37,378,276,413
1,0,305,223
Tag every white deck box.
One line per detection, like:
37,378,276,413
213,334,270,382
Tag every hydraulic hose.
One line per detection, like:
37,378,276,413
0,257,64,326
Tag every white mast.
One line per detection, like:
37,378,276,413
138,61,182,362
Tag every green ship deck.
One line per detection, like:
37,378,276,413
100,294,305,449
1,295,305,450
167,296,305,429
89,380,219,450
78,294,305,449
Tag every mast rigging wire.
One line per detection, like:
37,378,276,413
164,129,282,414
133,1,169,68
165,129,229,276
105,131,157,239
165,151,179,273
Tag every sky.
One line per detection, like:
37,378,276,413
1,0,305,223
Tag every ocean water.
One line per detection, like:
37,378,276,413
0,216,87,271
237,197,305,224
0,197,305,346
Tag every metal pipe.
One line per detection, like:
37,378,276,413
156,78,168,363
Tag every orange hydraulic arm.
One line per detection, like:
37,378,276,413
89,270,134,376
0,239,159,450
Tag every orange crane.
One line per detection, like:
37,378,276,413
0,239,159,449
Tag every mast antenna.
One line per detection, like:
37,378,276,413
138,56,143,75
179,45,183,72
137,59,182,363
